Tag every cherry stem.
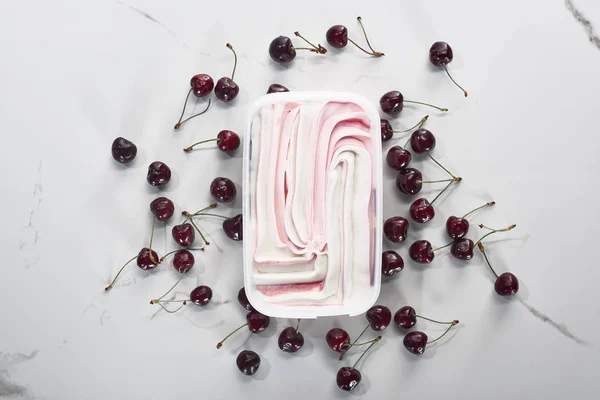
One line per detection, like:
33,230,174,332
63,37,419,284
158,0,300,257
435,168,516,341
159,248,205,262
193,212,230,220
351,336,382,369
148,217,159,265
216,323,249,349
432,241,454,252
105,255,137,291
463,201,495,219
347,37,383,57
156,302,186,314
477,242,499,278
351,337,381,346
182,203,217,218
416,178,456,184
174,99,212,130
393,115,428,134
444,65,468,97
296,319,301,333
339,324,369,360
427,152,457,179
474,224,517,246
294,32,327,54
226,43,237,80
430,179,459,205
174,88,193,130
188,218,210,246
150,269,190,304
156,299,189,303
184,138,217,152
416,315,457,325
427,320,459,344
356,16,383,56
404,100,448,112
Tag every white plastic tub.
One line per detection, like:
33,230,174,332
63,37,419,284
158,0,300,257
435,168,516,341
242,91,382,319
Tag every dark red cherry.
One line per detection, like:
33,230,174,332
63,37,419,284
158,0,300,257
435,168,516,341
382,251,404,277
380,90,404,114
495,272,519,296
236,350,260,375
267,83,289,94
396,168,422,195
278,326,304,353
147,161,171,187
410,129,436,153
366,305,392,331
386,146,412,170
172,223,195,247
111,137,137,164
409,240,434,264
214,77,239,102
394,306,417,329
450,238,474,260
380,119,393,141
326,25,348,48
326,328,350,352
217,130,240,152
210,177,236,203
150,197,175,221
137,247,159,270
247,311,270,333
429,41,453,66
269,36,296,62
446,216,469,239
336,367,361,391
410,198,435,223
403,331,428,355
383,216,409,243
190,74,214,97
172,249,194,273
223,214,243,241
190,285,212,306
237,287,255,311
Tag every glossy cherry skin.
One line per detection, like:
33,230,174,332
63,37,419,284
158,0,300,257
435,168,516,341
383,216,409,243
396,168,422,195
336,367,361,391
111,137,137,164
380,90,404,115
394,306,417,329
446,216,469,239
451,238,474,260
223,214,243,241
214,77,239,102
190,285,212,306
380,119,393,141
387,146,412,170
382,251,404,277
278,327,304,353
237,287,255,311
410,129,436,153
150,197,175,222
147,161,171,187
173,249,194,273
136,247,159,270
326,25,348,48
409,240,434,264
236,350,260,375
172,223,195,247
210,177,236,203
216,130,240,152
495,273,519,296
403,331,428,355
190,74,214,97
429,42,453,67
366,305,392,331
267,83,289,94
269,36,296,62
246,311,270,333
326,328,350,352
410,198,435,223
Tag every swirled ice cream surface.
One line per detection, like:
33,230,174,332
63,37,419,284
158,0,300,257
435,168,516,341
246,97,379,312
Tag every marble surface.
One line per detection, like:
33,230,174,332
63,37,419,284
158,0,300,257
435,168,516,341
1,0,600,399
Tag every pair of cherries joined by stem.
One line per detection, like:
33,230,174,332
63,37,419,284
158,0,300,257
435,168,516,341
327,16,384,57
230,287,263,376
336,336,382,391
181,207,243,242
429,41,468,97
269,31,327,63
395,306,460,355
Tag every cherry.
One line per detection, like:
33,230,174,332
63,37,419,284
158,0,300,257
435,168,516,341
409,198,435,223
150,197,175,222
382,250,404,277
111,137,137,164
395,306,459,329
214,43,239,103
172,249,195,273
403,320,459,355
446,201,495,239
223,214,243,241
380,90,448,115
409,240,443,264
237,287,255,311
339,305,391,360
210,177,236,203
137,247,160,270
336,335,381,392
326,328,351,352
429,42,468,97
216,311,271,349
477,241,519,296
190,74,214,97
184,130,240,153
386,146,412,170
410,129,436,153
147,161,171,187
267,83,289,94
383,216,409,243
278,320,304,353
326,17,384,57
174,92,212,130
396,168,422,195
172,223,195,247
450,238,474,260
268,33,326,63
190,285,213,306
236,350,260,375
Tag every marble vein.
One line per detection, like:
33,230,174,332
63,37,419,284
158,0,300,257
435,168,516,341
20,161,42,268
0,350,38,398
565,0,600,50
